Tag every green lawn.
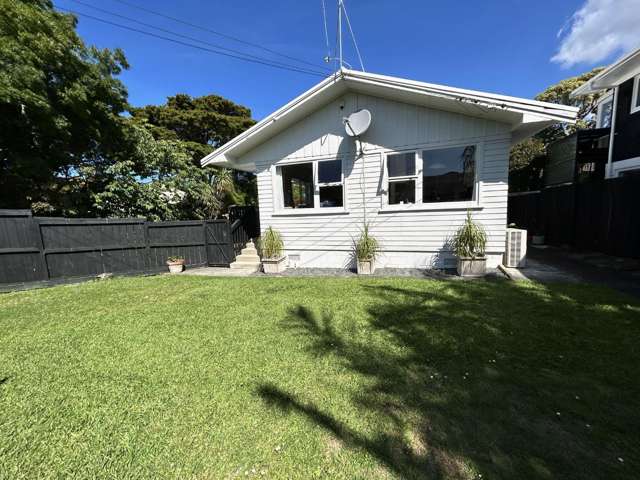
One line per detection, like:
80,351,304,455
0,276,639,479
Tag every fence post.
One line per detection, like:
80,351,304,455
31,215,50,281
143,221,152,270
203,220,209,266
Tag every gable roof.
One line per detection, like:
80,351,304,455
571,48,640,97
202,68,578,171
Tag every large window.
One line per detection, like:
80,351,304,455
387,152,416,204
384,145,477,207
277,159,344,210
422,146,476,203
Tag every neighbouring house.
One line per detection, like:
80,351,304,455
201,69,577,270
572,47,640,178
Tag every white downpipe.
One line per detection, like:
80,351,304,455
606,86,618,179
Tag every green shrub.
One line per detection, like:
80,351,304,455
261,227,284,259
452,211,487,259
354,223,379,261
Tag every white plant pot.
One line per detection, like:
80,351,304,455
262,256,287,274
357,259,376,275
456,257,487,277
167,262,184,274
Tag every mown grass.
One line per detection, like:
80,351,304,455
0,275,638,479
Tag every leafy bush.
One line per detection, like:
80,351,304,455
261,227,284,259
452,211,486,259
167,256,184,263
354,223,379,261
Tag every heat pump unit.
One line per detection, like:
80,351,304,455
504,228,527,268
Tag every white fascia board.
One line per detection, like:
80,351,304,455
343,69,578,122
201,68,578,168
200,72,344,168
571,48,640,97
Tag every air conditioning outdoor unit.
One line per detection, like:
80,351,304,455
504,228,527,268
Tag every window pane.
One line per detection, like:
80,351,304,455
388,152,415,177
318,160,342,183
599,99,612,128
423,146,475,203
389,180,415,204
281,163,314,208
319,185,343,207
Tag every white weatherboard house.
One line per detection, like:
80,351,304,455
202,69,577,270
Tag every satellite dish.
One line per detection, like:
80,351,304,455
344,109,372,137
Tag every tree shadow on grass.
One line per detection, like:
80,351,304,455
257,280,640,479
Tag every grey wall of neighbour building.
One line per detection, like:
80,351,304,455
613,77,640,162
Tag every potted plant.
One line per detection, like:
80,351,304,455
354,223,379,275
452,211,487,277
261,227,286,274
166,256,185,274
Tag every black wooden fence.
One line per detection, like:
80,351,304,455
0,206,259,288
508,175,640,258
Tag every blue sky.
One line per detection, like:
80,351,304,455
56,0,640,120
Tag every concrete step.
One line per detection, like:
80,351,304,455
230,260,260,269
235,254,260,262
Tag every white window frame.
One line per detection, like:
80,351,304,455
631,74,640,115
381,142,481,211
596,92,613,128
386,151,420,206
272,158,347,215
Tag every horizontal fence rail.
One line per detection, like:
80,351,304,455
0,206,259,288
508,176,640,258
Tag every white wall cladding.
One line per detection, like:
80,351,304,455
245,92,511,269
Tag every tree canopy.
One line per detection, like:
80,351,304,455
0,0,130,212
0,1,255,218
131,94,255,164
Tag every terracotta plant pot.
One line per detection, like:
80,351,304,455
166,260,185,274
356,259,375,275
456,257,487,277
262,256,287,274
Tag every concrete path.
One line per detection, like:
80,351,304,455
180,267,257,277
502,246,640,299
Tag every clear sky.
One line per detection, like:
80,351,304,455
55,0,640,120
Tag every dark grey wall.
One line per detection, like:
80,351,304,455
613,78,640,162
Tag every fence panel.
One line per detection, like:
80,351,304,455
0,210,47,284
507,192,542,235
38,218,148,279
147,221,208,269
0,207,259,288
603,177,640,258
541,184,575,246
508,175,640,258
205,220,234,266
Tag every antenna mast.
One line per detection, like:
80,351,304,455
323,0,363,72
338,0,343,70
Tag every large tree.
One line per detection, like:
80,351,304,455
130,94,255,164
92,124,234,221
0,0,130,212
131,94,257,206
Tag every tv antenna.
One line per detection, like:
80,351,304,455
322,0,365,71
